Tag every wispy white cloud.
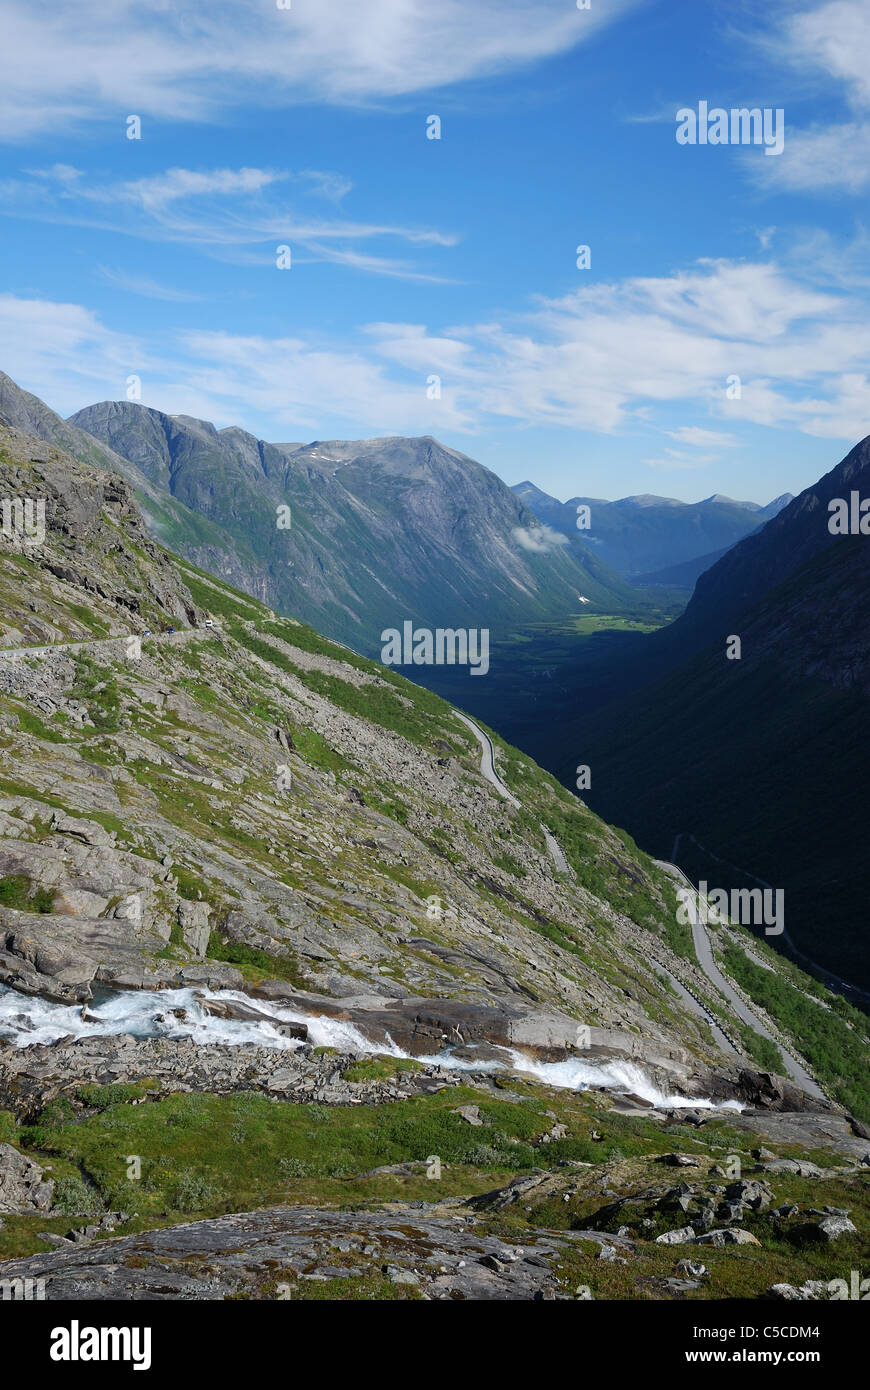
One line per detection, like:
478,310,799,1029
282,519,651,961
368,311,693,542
643,450,715,472
0,294,141,412
3,252,870,444
0,0,644,140
299,170,354,203
755,121,870,193
751,1,870,194
175,326,475,433
0,164,458,282
779,227,870,290
96,267,204,302
779,0,870,109
666,427,738,448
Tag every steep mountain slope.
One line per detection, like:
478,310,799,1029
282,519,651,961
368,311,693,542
671,437,870,652
513,480,793,577
632,544,733,591
575,437,870,992
0,418,859,1086
0,371,242,564
0,422,698,1036
0,420,867,1301
69,399,633,654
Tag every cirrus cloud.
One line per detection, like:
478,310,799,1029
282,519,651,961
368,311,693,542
0,0,644,140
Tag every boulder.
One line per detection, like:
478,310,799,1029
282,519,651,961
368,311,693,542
0,1142,54,1213
725,1178,773,1211
796,1214,857,1243
693,1228,760,1247
51,814,115,847
50,888,110,917
655,1226,695,1245
452,1105,483,1126
178,900,211,959
538,1122,568,1144
763,1159,827,1178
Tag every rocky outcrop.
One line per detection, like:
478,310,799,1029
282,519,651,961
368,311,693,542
0,1142,54,1213
178,900,210,959
0,423,199,640
0,1033,470,1122
0,1203,580,1301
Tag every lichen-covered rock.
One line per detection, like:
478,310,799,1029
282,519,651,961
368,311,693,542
0,1204,573,1301
0,1142,54,1213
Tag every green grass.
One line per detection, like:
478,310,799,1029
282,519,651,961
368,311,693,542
342,1056,424,1083
378,864,441,901
179,677,223,708
3,1081,665,1246
10,1086,548,1229
567,611,666,636
227,623,459,751
365,789,409,825
66,601,110,637
75,1081,160,1110
170,865,212,903
736,1022,784,1072
0,874,54,913
68,652,121,731
16,708,67,743
206,932,309,989
288,726,353,776
175,568,266,621
3,1079,867,1299
492,849,528,878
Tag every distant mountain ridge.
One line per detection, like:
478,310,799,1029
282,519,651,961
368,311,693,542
671,438,870,652
512,479,793,580
631,546,733,590
574,435,870,990
69,398,634,655
0,372,635,660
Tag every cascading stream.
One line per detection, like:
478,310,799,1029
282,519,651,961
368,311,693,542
0,983,740,1110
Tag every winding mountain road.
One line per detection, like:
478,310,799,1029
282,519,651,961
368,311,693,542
452,709,569,873
454,708,825,1099
655,860,826,1101
0,627,209,662
452,710,519,807
672,831,870,1010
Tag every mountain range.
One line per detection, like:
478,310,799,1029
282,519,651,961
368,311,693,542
512,480,793,585
2,369,866,992
69,394,636,651
0,373,635,659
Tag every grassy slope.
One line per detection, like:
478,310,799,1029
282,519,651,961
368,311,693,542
2,1077,868,1300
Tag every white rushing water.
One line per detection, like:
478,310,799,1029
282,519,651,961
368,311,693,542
0,983,390,1053
0,983,740,1109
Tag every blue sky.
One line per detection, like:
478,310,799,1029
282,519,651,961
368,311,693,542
1,0,869,502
